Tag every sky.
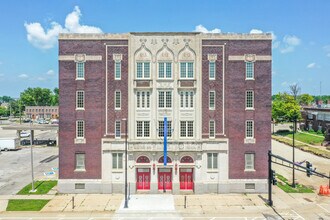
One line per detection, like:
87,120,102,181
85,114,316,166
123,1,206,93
0,0,329,98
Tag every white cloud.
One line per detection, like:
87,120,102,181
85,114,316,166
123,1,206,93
46,69,55,75
280,35,301,53
250,29,263,34
307,63,316,69
194,25,221,33
18,74,28,79
24,6,103,49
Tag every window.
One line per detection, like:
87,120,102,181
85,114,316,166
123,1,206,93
75,153,85,171
115,61,121,80
209,62,215,80
245,153,255,170
246,90,254,109
246,62,254,79
158,62,172,79
112,153,123,169
76,62,85,79
136,121,150,137
180,121,194,137
158,91,172,108
158,120,172,137
246,120,254,138
136,91,150,109
180,62,194,78
209,91,215,110
180,91,194,109
136,62,150,79
76,91,84,109
76,120,85,138
115,91,121,109
209,120,215,138
207,153,218,169
115,121,121,138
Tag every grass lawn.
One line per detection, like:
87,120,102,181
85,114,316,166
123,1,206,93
6,199,50,211
17,180,57,195
276,174,314,193
275,130,324,145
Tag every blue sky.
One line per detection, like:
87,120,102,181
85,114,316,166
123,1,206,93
0,0,329,98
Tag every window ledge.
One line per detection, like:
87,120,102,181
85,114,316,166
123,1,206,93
244,169,256,172
245,108,255,111
112,170,124,173
245,78,255,81
244,138,256,144
74,169,86,172
76,108,85,111
75,78,85,81
75,138,86,144
207,170,218,173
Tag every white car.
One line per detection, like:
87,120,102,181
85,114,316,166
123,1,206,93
20,131,30,138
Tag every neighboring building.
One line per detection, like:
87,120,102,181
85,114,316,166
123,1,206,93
302,105,330,134
25,106,59,119
58,32,272,194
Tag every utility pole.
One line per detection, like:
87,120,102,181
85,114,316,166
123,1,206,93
292,117,296,188
268,150,273,206
122,118,128,208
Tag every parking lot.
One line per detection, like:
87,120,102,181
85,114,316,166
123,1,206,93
0,124,58,195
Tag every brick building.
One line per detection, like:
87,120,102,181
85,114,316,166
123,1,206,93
25,106,59,119
58,32,272,194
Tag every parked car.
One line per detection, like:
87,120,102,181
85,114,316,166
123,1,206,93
20,131,30,138
23,118,32,123
37,119,48,124
50,119,59,124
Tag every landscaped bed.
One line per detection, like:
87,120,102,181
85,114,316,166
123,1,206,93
17,180,57,195
276,174,314,193
6,199,50,211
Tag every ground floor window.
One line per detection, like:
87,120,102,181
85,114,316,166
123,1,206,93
207,153,218,169
112,153,123,169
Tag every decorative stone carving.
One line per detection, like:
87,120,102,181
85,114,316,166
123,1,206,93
208,54,218,62
151,39,157,45
113,54,123,62
173,39,179,45
161,39,169,46
244,54,256,62
74,54,86,62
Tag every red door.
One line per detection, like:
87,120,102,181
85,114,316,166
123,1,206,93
180,168,193,190
136,168,150,190
158,168,172,190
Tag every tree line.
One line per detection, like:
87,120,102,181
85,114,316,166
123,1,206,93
0,87,58,117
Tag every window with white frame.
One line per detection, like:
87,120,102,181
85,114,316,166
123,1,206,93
115,91,121,109
246,120,254,138
136,62,150,79
115,121,121,138
245,153,255,170
207,153,218,169
115,61,121,80
180,91,194,109
158,62,172,79
136,121,150,137
76,62,85,79
246,90,254,109
209,91,215,110
246,62,254,79
180,121,194,137
209,62,215,80
76,120,85,138
112,153,123,169
75,153,85,171
136,91,150,109
158,91,172,108
180,62,194,79
158,120,172,137
76,91,84,109
209,120,215,138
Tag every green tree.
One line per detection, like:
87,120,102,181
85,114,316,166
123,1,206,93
20,87,53,106
0,96,14,104
272,93,301,123
0,106,9,116
298,94,314,106
51,87,59,106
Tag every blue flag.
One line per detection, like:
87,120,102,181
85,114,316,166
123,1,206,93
164,117,167,166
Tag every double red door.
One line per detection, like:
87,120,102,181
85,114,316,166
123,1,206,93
158,168,172,190
136,168,150,190
180,168,193,190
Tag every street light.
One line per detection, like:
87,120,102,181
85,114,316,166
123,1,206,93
292,117,296,188
122,118,128,208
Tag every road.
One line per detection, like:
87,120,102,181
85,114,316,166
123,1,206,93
272,139,330,190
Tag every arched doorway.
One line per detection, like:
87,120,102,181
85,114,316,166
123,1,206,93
179,156,194,191
136,156,151,190
158,156,172,191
